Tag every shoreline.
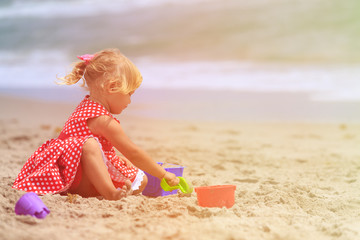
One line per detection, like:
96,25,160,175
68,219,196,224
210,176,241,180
1,88,359,124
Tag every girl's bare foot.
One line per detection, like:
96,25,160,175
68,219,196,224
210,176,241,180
123,179,133,196
110,189,127,200
107,180,133,200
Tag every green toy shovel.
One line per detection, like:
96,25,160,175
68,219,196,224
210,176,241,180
161,177,193,194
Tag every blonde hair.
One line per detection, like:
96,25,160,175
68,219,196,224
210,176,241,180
58,48,142,94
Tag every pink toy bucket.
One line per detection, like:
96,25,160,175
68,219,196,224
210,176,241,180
195,185,236,208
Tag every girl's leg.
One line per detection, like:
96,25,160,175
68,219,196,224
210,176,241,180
70,138,131,200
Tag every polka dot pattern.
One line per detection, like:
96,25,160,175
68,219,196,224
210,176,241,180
13,95,139,194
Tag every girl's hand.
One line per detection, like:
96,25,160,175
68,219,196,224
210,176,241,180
119,155,134,168
163,171,180,186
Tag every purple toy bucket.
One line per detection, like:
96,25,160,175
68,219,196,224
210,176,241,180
142,162,184,197
15,192,50,219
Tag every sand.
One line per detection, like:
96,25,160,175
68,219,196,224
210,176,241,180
0,94,359,240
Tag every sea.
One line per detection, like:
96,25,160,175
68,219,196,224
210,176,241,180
0,0,359,122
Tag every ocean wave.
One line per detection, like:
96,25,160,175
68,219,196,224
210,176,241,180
1,0,359,62
136,59,360,102
0,0,204,19
1,50,359,102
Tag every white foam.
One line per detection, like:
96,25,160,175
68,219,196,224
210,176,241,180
135,59,360,102
0,50,70,87
0,0,207,19
1,51,359,102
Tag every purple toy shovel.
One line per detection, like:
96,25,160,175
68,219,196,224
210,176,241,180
15,192,50,219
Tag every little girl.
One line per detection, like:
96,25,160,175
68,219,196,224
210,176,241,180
12,48,179,200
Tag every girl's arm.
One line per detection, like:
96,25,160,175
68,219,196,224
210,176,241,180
87,116,179,185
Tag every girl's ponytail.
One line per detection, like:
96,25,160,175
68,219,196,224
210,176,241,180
57,61,87,87
57,49,142,93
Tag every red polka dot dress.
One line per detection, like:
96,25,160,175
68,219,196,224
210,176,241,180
13,95,144,195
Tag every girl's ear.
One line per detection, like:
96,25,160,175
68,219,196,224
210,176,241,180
104,81,117,94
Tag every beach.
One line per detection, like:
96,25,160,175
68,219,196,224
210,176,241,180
1,93,359,240
1,0,360,239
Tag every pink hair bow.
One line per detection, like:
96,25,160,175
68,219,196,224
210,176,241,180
77,54,94,65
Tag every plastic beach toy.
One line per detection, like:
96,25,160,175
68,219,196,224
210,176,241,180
195,185,236,208
143,162,185,197
15,192,50,219
161,177,193,194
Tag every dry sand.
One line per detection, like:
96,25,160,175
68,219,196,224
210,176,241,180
0,94,359,240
